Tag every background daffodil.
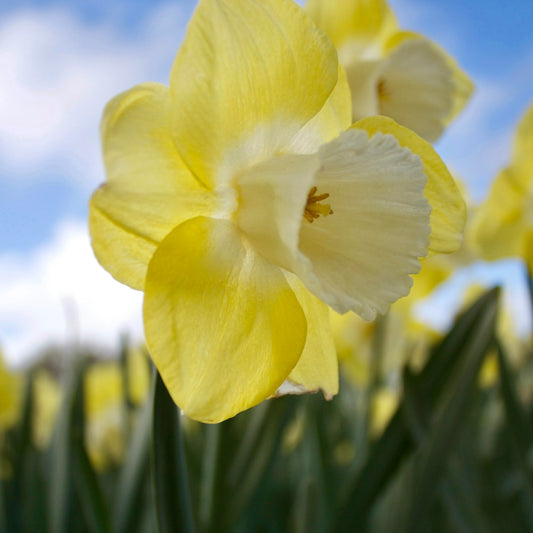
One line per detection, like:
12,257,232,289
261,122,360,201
90,0,465,423
306,0,474,142
470,103,533,271
0,351,23,435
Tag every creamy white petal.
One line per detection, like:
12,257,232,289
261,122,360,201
296,129,431,320
378,38,454,142
236,153,320,272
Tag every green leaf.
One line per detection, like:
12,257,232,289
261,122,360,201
73,441,112,533
496,339,533,529
151,370,195,533
226,396,298,527
1,369,36,532
48,359,85,533
334,288,499,532
113,371,154,533
401,288,498,531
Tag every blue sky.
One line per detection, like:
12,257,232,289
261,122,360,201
0,0,532,363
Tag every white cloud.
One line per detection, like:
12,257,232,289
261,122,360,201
0,219,144,367
0,2,191,189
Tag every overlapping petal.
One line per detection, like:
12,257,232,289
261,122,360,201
169,0,339,187
288,65,352,153
143,216,307,423
281,275,338,398
306,0,397,51
90,83,216,289
354,116,466,255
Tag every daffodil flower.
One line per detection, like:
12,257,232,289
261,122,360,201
0,351,23,433
90,0,465,423
84,362,126,471
306,0,473,142
470,103,533,271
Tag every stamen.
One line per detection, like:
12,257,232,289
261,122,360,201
377,79,390,102
304,186,333,223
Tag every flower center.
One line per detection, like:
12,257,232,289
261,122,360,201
304,186,333,223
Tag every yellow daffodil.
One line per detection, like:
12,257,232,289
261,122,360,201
90,0,465,423
0,351,23,434
127,345,151,407
470,104,533,271
397,177,477,311
84,362,126,471
306,0,473,142
33,369,62,449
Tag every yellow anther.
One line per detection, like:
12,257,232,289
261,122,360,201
304,186,333,223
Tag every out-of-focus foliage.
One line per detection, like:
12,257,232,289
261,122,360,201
1,288,532,532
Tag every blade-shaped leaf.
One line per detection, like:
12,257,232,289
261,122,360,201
49,358,86,533
152,370,195,533
113,372,154,533
334,288,499,532
496,339,533,529
401,289,497,530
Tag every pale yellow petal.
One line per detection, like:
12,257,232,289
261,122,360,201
0,353,23,432
84,363,125,471
143,217,307,423
170,0,338,187
297,128,431,319
306,0,397,51
91,82,215,290
33,370,61,449
354,116,466,255
289,65,353,153
469,167,530,261
282,274,338,398
379,33,473,142
513,103,533,178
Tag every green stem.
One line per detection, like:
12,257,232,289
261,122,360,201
199,423,222,532
363,313,387,449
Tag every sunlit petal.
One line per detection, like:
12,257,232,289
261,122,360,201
143,216,307,423
470,167,530,260
354,116,466,255
281,274,338,397
170,0,338,187
306,0,397,52
90,82,215,290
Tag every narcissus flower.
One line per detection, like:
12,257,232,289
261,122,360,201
470,103,533,271
84,362,126,471
90,0,465,423
306,0,473,142
0,351,23,434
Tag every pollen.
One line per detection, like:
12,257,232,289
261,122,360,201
304,186,333,223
